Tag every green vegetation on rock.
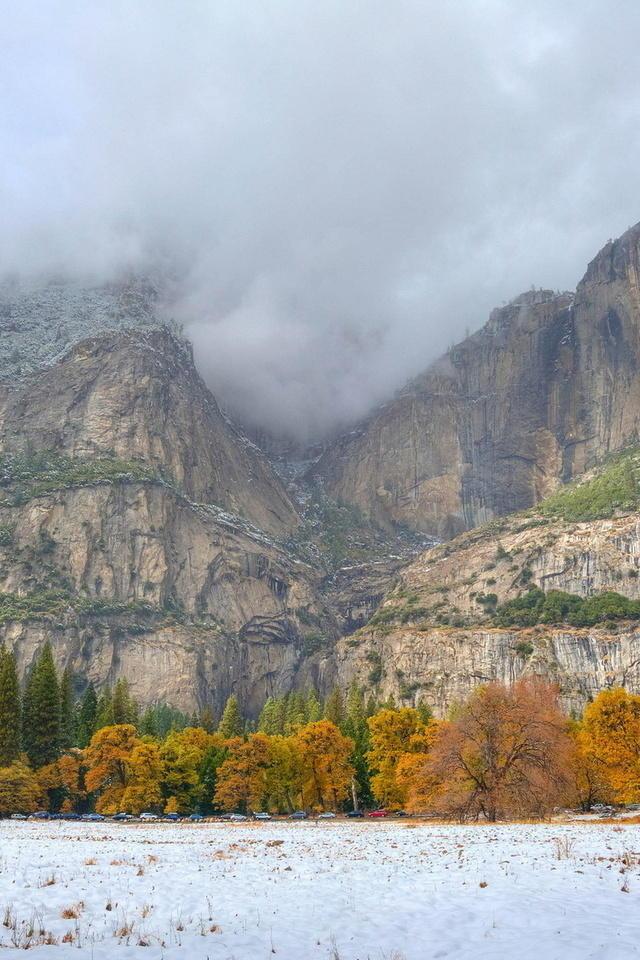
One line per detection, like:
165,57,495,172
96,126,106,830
0,451,163,505
538,449,640,521
494,587,640,628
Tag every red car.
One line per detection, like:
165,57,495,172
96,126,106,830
366,809,388,818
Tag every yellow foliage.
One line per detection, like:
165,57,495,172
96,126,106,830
581,688,640,803
0,760,40,815
294,720,354,811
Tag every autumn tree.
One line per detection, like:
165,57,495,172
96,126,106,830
263,735,303,812
367,707,430,808
214,733,271,812
38,751,86,813
581,688,640,803
121,741,165,814
567,720,613,811
160,727,225,813
423,680,572,821
0,644,21,765
0,761,40,815
295,720,354,811
84,723,141,814
22,642,61,768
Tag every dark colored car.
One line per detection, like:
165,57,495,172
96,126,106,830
188,813,204,822
112,812,133,821
347,810,364,818
164,812,181,821
32,811,50,820
63,813,82,821
82,813,105,822
289,811,308,820
366,809,388,818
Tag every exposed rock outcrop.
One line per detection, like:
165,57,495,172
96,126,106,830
314,223,640,537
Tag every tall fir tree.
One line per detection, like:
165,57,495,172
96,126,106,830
324,686,345,729
112,678,138,725
218,694,243,738
59,667,75,751
22,642,61,768
95,686,114,729
76,683,98,748
0,645,21,765
305,687,323,723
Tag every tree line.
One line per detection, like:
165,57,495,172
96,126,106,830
0,642,639,819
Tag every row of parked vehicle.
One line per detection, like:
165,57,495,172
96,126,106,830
10,808,403,822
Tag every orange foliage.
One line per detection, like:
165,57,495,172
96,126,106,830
295,720,354,811
419,680,572,821
581,688,640,803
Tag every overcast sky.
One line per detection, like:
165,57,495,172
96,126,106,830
2,1,640,440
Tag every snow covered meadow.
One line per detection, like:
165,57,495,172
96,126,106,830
0,820,638,959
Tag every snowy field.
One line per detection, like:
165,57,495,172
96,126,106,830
0,821,639,959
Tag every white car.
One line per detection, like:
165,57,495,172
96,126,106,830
317,811,337,819
139,812,159,821
227,813,248,822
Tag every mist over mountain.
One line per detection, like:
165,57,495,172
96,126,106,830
2,1,640,440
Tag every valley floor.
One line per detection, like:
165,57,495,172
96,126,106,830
0,820,638,959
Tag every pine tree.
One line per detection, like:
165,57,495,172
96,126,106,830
0,645,21,765
112,678,138,725
284,692,307,734
76,683,98,748
95,686,114,729
218,695,243,739
324,686,345,729
59,667,75,751
343,683,372,810
199,706,216,733
140,706,158,738
305,687,323,723
22,642,61,768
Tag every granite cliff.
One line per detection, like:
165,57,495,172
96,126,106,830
314,222,640,538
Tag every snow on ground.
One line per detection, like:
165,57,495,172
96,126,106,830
0,820,639,959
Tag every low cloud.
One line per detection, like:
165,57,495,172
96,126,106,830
2,1,640,440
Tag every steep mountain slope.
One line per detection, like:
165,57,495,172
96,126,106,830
0,322,419,713
0,329,298,537
314,222,640,537
330,449,640,713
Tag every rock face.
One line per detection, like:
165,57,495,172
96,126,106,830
0,329,298,537
314,223,640,537
330,474,640,714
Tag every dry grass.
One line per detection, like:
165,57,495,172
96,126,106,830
60,902,84,920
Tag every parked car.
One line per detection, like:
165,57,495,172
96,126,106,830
227,813,248,822
164,812,181,821
10,813,27,820
139,812,159,821
32,811,50,820
317,811,337,819
63,813,82,821
112,812,134,821
289,811,307,820
347,810,364,818
82,813,105,822
253,812,271,821
366,809,388,818
188,813,204,822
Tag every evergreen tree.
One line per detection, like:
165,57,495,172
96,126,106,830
22,642,61,768
76,683,98,748
284,692,307,733
140,706,158,738
199,706,216,733
0,645,21,765
324,686,345,729
218,694,243,739
112,678,138,725
305,687,323,723
95,685,114,730
59,667,75,751
343,683,372,810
